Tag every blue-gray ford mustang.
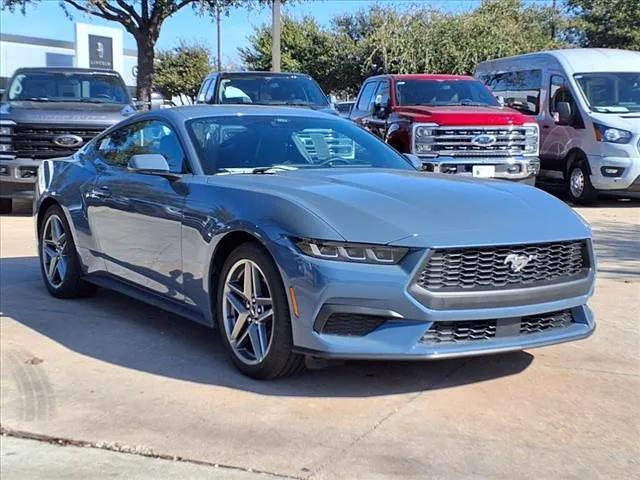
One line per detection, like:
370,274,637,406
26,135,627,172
34,106,596,379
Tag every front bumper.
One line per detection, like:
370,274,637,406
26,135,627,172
419,155,539,182
0,157,39,199
588,154,640,191
283,246,595,361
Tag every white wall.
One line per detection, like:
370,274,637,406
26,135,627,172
0,42,75,78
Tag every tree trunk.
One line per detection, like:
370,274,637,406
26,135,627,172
135,35,156,109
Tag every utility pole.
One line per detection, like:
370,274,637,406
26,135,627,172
271,0,281,72
216,5,222,71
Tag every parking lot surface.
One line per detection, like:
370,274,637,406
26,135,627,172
1,198,639,479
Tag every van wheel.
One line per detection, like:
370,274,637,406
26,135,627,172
567,159,597,205
0,198,12,214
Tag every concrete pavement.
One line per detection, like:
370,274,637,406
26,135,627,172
1,198,639,479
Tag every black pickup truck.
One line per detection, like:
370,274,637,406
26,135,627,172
0,67,134,213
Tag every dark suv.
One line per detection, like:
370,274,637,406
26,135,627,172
0,67,134,213
195,71,335,113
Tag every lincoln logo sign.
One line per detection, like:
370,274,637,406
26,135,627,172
504,253,537,272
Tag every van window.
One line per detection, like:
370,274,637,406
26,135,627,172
480,69,542,115
197,78,211,103
550,75,582,127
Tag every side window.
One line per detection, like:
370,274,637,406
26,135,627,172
549,75,578,123
204,74,218,103
482,69,541,115
196,78,211,103
356,81,379,112
374,80,390,105
97,120,187,173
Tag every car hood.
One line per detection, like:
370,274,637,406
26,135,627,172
2,101,131,126
394,105,533,126
210,169,590,247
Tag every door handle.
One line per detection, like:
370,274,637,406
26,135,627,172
89,185,112,199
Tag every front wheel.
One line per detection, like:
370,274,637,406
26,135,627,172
39,205,96,298
217,243,304,379
567,159,597,204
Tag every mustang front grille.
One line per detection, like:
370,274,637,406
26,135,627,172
420,310,574,344
417,240,589,292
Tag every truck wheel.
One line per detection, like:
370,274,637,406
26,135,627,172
567,159,597,205
0,198,12,215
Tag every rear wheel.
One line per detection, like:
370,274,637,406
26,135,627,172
567,158,597,205
0,198,12,214
39,205,96,298
217,243,304,379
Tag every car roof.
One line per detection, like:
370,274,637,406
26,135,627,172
151,105,339,121
368,73,476,82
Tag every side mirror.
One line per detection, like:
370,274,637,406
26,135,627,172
496,95,505,107
329,94,338,108
404,153,425,170
555,101,572,125
128,154,179,179
373,94,390,118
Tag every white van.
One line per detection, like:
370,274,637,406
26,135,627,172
475,49,640,203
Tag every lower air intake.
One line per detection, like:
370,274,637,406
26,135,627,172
321,313,387,336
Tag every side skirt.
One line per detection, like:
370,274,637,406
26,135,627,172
85,273,212,328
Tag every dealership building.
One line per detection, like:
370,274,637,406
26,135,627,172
0,22,137,91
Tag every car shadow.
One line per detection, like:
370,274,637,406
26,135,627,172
589,220,640,280
1,255,534,398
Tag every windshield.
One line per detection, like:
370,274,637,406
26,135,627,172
574,72,640,113
218,74,329,107
8,71,129,104
395,79,500,107
188,115,414,175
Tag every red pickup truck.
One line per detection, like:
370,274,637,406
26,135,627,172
349,74,540,183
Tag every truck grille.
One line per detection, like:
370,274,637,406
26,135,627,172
11,124,107,159
417,240,589,292
420,309,574,344
426,126,536,157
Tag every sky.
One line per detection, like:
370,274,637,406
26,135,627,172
0,0,536,64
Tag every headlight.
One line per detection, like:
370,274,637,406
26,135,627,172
522,123,539,156
295,238,408,264
412,123,438,156
0,120,15,157
594,123,632,144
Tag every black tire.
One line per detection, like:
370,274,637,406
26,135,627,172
567,158,597,205
0,198,12,215
217,242,304,379
38,205,97,299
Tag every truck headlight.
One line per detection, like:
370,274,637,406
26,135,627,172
0,120,15,157
522,123,539,156
594,123,632,144
295,238,408,264
412,123,438,156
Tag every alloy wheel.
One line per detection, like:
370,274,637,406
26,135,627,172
41,214,68,288
569,167,585,199
222,259,274,365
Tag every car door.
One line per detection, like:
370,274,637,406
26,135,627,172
350,80,379,131
87,119,188,300
540,73,584,173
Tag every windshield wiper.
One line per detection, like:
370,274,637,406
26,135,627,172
251,165,298,174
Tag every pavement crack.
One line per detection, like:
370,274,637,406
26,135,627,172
0,426,302,480
305,360,470,479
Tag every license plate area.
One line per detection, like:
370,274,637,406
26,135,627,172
472,165,495,178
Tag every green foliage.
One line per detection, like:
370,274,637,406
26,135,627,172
241,0,565,97
565,0,640,50
154,41,213,103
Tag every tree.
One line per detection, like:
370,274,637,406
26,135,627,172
2,0,251,106
565,0,640,50
155,40,212,103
